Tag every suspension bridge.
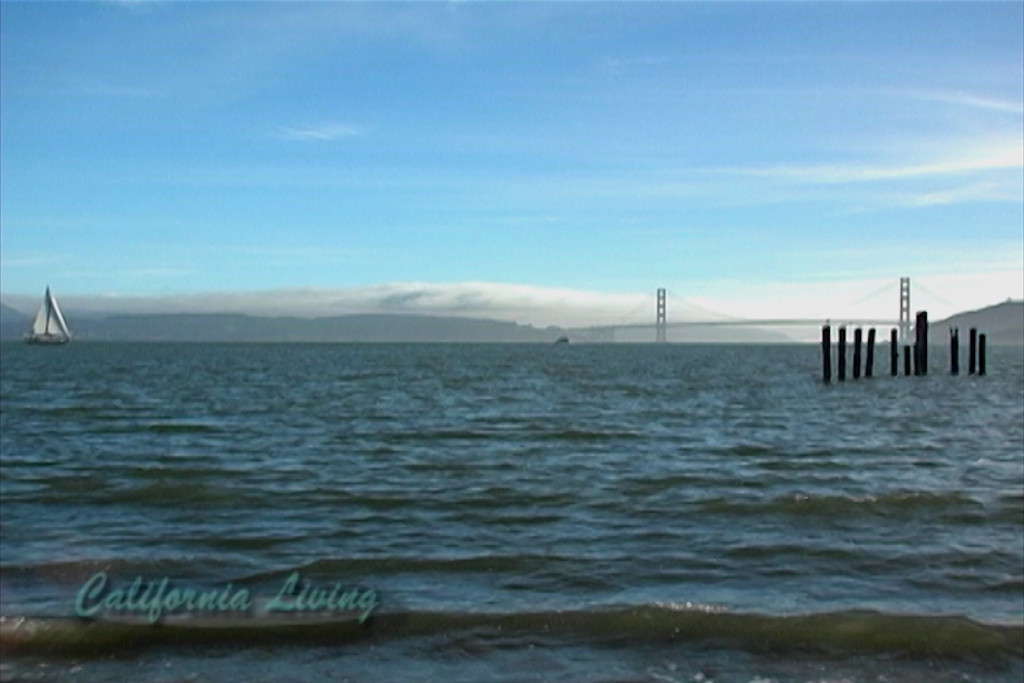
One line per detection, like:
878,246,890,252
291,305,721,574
579,277,953,343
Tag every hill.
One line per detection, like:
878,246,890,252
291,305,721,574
0,300,793,343
58,312,570,343
0,303,29,340
931,300,1024,346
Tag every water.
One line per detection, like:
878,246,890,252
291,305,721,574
1,342,1021,682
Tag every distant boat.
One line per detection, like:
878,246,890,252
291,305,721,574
25,286,71,345
555,336,570,344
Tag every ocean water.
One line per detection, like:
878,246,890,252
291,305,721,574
0,342,1021,683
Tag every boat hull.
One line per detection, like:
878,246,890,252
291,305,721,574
25,334,70,345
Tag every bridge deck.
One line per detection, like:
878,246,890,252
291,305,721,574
589,319,901,330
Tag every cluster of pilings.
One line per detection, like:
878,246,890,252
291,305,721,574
820,325,878,382
949,326,987,376
821,311,988,383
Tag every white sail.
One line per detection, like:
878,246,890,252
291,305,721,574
31,304,49,335
26,286,71,344
47,290,71,337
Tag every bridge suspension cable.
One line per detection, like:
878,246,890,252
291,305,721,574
850,281,897,306
616,296,650,325
912,281,955,308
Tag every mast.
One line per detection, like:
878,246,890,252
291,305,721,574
44,286,52,334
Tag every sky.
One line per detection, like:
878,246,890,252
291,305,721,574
1,0,1022,328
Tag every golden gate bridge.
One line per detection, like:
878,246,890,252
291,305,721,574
578,277,953,343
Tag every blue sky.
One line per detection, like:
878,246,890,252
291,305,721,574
1,1,1021,326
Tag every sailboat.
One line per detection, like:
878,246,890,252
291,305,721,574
25,286,72,345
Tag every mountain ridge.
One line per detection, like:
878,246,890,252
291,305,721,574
931,300,1023,346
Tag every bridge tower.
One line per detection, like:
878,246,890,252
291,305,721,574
656,288,667,343
899,277,911,344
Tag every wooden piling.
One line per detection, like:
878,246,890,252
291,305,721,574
838,327,847,381
979,334,986,376
853,328,863,379
865,328,876,378
913,335,920,375
969,328,977,375
821,325,832,383
950,327,959,375
903,345,912,376
890,329,898,376
921,313,929,373
914,311,928,375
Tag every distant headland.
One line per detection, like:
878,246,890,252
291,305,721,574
1,300,1021,344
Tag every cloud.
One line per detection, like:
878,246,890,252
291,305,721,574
902,181,1021,207
713,145,1022,185
0,252,68,268
124,267,194,278
104,0,164,14
604,55,670,72
671,135,1024,210
899,89,1024,115
278,122,364,141
64,78,163,99
204,245,362,266
327,282,663,326
0,282,684,328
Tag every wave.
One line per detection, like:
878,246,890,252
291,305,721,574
143,421,222,435
3,606,1020,661
699,490,990,519
234,554,579,582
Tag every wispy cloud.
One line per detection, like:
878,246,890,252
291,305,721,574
714,145,1022,185
0,252,69,268
902,181,1021,207
658,135,1024,211
603,55,670,72
64,78,163,99
278,122,364,141
899,89,1024,115
124,267,193,278
107,0,162,10
204,245,363,267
